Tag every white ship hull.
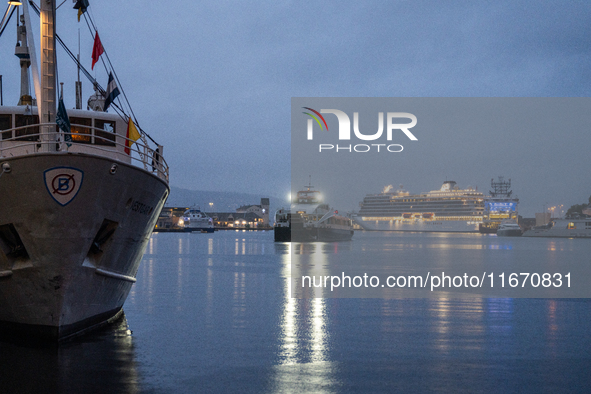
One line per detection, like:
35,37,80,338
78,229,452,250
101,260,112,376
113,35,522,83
354,217,481,232
0,153,168,339
184,220,214,233
497,228,522,236
496,220,522,236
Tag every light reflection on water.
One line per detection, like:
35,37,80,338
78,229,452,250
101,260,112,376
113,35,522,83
133,231,591,391
293,231,590,298
2,231,590,392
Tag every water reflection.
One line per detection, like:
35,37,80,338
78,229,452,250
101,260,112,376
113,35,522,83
429,297,487,355
42,231,588,392
546,300,558,357
272,242,336,391
279,269,297,363
159,233,591,391
291,241,354,255
176,257,183,304
0,314,139,393
278,242,326,365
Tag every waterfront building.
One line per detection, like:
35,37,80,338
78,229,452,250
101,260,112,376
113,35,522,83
236,198,270,227
157,197,271,230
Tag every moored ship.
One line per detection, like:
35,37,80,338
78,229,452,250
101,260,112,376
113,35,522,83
182,208,214,233
479,177,520,234
353,181,485,232
496,219,522,236
274,183,353,242
274,208,292,242
522,216,591,238
0,1,169,340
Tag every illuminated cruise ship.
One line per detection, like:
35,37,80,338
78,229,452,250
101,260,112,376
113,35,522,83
353,181,485,232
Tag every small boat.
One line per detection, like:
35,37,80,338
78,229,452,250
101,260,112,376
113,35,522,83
496,219,522,237
182,208,214,233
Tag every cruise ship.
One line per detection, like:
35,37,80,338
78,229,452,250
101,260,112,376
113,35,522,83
353,181,485,232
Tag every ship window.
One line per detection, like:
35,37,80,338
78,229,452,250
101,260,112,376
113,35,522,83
94,119,116,146
0,115,11,140
14,114,39,141
70,117,92,144
567,222,576,229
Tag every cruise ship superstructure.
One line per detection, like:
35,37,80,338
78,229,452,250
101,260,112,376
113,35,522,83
479,177,519,233
354,181,486,232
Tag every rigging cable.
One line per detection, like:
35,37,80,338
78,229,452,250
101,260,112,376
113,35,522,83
27,1,128,123
82,12,145,139
0,5,17,38
27,1,159,146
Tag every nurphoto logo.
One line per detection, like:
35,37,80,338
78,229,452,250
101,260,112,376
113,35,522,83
302,107,418,153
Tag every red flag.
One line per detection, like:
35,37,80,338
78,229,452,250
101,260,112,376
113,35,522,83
91,32,104,70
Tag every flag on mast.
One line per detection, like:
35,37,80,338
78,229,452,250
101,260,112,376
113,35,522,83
103,72,119,112
56,93,72,147
125,117,141,154
73,0,89,22
91,31,103,70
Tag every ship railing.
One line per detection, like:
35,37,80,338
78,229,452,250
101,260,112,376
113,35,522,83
0,122,169,182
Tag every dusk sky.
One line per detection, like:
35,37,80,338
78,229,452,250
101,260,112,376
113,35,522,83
1,0,590,216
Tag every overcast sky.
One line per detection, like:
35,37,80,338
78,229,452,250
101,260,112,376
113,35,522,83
1,0,590,216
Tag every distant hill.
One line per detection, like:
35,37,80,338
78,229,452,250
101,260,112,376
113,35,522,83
165,186,286,214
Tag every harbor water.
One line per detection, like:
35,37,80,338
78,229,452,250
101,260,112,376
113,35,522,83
1,230,591,393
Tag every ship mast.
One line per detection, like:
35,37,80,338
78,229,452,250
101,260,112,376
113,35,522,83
75,28,82,109
489,176,512,197
21,1,41,112
39,0,56,152
14,6,33,106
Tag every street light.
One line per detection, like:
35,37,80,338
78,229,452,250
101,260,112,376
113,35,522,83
209,202,213,212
